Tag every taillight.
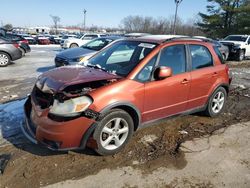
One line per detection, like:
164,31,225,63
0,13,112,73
22,39,29,44
13,43,19,48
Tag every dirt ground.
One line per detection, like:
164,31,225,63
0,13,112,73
0,60,250,188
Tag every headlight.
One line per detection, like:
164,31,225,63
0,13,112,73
72,56,85,62
79,55,92,63
50,96,93,117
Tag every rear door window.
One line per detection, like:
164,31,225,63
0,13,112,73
189,45,213,70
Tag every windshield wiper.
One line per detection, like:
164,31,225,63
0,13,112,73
86,63,107,72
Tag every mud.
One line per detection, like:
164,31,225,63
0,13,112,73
0,86,250,188
0,60,250,188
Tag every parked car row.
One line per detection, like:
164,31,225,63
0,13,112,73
0,28,30,67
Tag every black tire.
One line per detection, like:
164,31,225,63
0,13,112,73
93,109,134,156
70,43,78,48
20,48,25,56
204,87,227,117
236,50,245,61
0,52,11,67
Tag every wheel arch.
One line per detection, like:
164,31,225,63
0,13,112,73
70,43,79,47
99,102,141,131
79,102,141,149
0,50,12,60
206,83,229,106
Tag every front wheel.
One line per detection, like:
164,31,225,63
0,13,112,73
93,109,134,155
204,87,227,117
236,50,245,61
70,43,78,48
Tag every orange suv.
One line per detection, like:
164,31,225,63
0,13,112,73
22,35,231,155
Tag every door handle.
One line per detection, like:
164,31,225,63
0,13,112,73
181,79,189,84
212,72,218,77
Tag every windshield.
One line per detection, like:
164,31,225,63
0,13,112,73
224,35,247,42
81,38,113,51
86,40,157,77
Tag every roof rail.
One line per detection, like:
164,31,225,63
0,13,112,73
162,36,211,43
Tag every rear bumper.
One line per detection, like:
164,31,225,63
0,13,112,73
22,96,95,151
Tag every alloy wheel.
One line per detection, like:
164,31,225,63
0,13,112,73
0,54,9,66
100,117,129,150
211,91,225,114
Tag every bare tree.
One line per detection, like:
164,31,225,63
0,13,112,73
50,15,60,34
121,15,203,36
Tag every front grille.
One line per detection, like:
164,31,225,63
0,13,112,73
55,56,69,66
32,86,54,109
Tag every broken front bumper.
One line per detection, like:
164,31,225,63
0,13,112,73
21,96,95,151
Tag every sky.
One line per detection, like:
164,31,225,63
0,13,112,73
0,0,208,28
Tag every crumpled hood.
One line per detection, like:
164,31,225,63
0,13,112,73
58,47,96,60
37,66,121,92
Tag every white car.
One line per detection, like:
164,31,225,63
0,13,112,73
220,35,250,61
62,33,106,49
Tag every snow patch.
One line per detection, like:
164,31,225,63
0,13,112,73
0,99,28,147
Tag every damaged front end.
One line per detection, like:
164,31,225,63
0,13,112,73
33,79,118,121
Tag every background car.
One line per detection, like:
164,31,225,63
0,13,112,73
4,33,31,56
0,36,22,67
49,36,61,44
20,34,38,45
220,35,250,61
62,33,106,49
35,36,50,45
59,34,77,47
55,36,122,67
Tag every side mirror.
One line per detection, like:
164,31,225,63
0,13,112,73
154,66,172,80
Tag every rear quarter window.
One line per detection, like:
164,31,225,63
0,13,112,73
213,46,225,64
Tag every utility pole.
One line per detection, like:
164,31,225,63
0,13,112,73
83,9,87,32
173,0,183,35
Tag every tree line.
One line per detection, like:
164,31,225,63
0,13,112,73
198,0,250,38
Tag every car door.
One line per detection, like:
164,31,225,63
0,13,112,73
187,44,218,110
142,44,191,122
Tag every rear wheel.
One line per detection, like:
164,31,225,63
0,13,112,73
204,87,227,117
70,43,78,48
0,52,10,67
93,109,134,155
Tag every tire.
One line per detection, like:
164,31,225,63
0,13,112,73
222,54,226,61
204,87,227,117
20,48,25,56
0,52,10,67
236,50,245,61
93,109,134,155
70,43,78,48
